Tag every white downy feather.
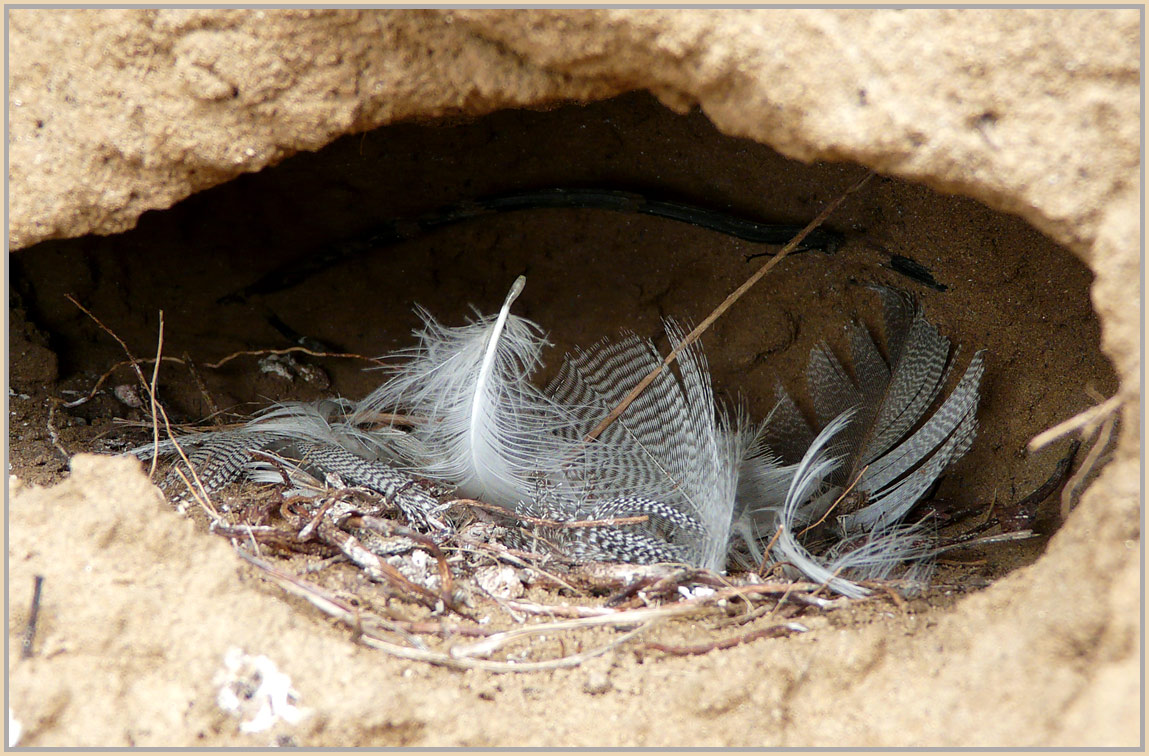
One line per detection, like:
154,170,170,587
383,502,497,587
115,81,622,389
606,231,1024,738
770,411,936,597
731,406,801,569
351,276,573,506
772,411,872,598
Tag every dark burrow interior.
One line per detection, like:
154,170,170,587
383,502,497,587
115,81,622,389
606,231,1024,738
8,92,1117,586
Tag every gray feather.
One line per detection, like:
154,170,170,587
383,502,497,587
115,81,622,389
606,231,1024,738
541,322,746,571
126,400,444,526
738,285,985,591
349,277,575,508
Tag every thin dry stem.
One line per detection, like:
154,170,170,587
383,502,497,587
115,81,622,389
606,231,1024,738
758,525,784,576
584,170,876,442
1028,393,1121,451
66,295,217,512
44,402,70,462
147,312,165,477
798,464,869,537
455,537,584,595
1061,411,1118,520
204,346,387,369
239,548,651,672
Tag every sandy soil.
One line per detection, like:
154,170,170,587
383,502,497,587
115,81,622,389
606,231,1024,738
7,94,1135,747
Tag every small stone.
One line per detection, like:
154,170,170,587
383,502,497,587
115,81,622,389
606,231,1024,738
583,671,612,695
113,384,143,408
474,565,524,599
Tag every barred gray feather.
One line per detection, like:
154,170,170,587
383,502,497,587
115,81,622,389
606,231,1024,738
738,285,985,592
249,438,448,530
541,322,746,571
127,399,444,527
771,411,942,597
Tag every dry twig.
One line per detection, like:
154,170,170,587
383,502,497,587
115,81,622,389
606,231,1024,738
238,549,651,673
643,622,807,656
21,575,45,659
147,312,165,477
1028,393,1121,451
1061,410,1118,521
204,346,386,369
44,401,70,462
585,171,875,442
66,294,221,518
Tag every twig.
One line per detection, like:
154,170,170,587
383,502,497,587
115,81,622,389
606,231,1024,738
454,537,583,594
62,346,381,411
994,440,1079,530
346,515,459,609
66,294,219,514
211,521,330,553
44,401,70,462
182,353,222,425
238,549,651,673
714,598,782,629
21,575,45,659
643,622,807,656
758,526,784,577
931,530,1037,555
314,519,444,607
313,515,474,618
360,622,652,674
66,294,153,395
235,549,429,648
449,580,818,661
448,602,706,660
172,466,223,522
58,357,188,408
1028,394,1122,451
204,346,387,369
798,464,869,537
361,412,424,428
147,312,165,477
584,170,875,442
501,600,619,619
1062,414,1118,520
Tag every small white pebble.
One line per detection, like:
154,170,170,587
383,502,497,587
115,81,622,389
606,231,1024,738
583,671,612,695
215,647,307,734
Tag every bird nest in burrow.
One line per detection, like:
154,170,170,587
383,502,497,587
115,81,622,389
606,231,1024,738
20,171,1107,674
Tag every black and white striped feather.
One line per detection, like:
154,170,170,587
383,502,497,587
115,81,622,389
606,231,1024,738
542,322,747,571
738,285,984,593
128,399,444,525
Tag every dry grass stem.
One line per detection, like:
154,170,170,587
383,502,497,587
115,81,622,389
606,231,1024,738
1061,409,1118,520
585,170,876,442
758,526,784,577
60,356,188,408
798,464,869,538
44,402,70,462
147,312,165,477
239,548,652,672
204,346,387,369
643,622,807,656
1028,393,1121,451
